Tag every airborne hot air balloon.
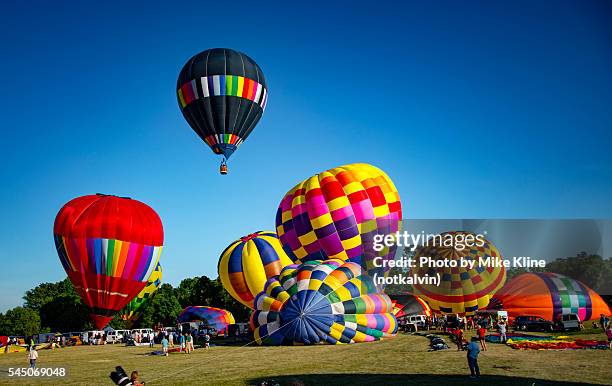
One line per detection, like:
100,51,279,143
275,163,402,284
177,48,268,175
488,272,611,322
412,231,506,316
120,262,162,325
251,259,397,345
177,306,236,332
54,194,164,329
218,231,296,309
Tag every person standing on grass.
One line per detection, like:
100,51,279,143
606,325,612,350
477,325,487,351
186,332,193,353
161,335,169,357
498,320,507,343
149,331,154,348
168,331,174,347
465,339,481,378
27,347,38,369
204,333,210,349
180,333,186,353
455,327,464,351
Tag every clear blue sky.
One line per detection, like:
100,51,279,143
1,1,611,311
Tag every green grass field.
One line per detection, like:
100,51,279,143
1,331,610,385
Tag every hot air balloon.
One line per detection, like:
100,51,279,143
218,231,296,309
251,259,397,345
177,306,236,332
488,272,611,322
275,163,402,284
54,194,164,329
177,48,268,175
411,231,506,316
120,262,162,325
391,294,432,318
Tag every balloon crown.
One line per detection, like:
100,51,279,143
95,193,132,200
240,232,260,242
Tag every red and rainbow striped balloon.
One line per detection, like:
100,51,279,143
54,194,164,329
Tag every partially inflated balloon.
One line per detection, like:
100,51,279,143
177,48,268,172
251,259,397,345
412,231,505,316
177,306,235,331
120,263,162,324
391,294,432,318
54,194,164,329
276,164,402,282
218,231,295,308
488,272,611,322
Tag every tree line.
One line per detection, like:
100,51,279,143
0,275,250,337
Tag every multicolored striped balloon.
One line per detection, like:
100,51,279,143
120,262,162,324
412,231,505,316
275,164,402,284
177,48,267,164
218,231,296,308
54,194,164,329
251,259,397,345
488,272,611,322
177,306,236,332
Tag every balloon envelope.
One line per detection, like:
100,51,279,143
54,194,164,329
177,48,268,161
218,231,296,309
177,306,235,331
391,294,432,318
120,262,162,324
412,231,506,316
488,272,611,322
251,259,397,345
276,163,402,283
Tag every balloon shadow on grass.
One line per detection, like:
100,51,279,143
248,373,601,386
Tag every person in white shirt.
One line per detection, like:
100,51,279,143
28,348,38,368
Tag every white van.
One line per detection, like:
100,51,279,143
106,329,130,344
407,315,427,327
558,314,581,331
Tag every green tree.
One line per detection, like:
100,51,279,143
138,284,182,327
0,307,41,336
39,295,92,332
174,275,250,322
23,278,76,311
544,253,611,294
23,278,91,332
175,277,198,308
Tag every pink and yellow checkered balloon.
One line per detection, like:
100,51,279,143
275,163,402,281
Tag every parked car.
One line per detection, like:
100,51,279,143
513,315,554,332
556,313,581,331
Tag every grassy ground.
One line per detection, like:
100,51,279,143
0,330,610,385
